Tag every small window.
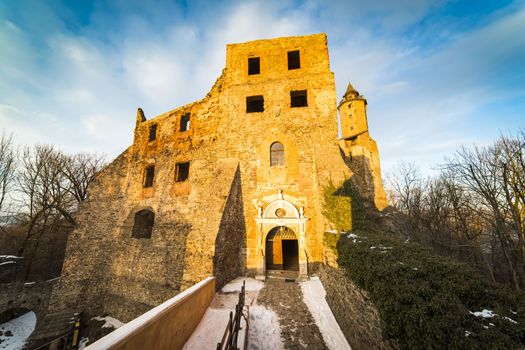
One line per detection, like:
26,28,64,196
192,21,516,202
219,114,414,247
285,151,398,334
290,90,307,107
270,142,284,166
288,50,300,70
175,162,190,182
132,210,154,239
248,57,260,75
180,114,190,132
246,95,264,113
149,124,157,141
144,165,155,187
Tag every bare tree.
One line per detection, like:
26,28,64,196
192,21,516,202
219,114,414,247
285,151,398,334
62,153,105,203
0,132,16,229
16,145,105,280
387,132,525,288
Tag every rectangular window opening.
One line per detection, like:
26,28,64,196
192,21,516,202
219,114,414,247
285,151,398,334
248,57,260,75
290,90,308,107
144,165,155,187
246,95,264,113
176,162,190,182
180,113,190,132
148,124,157,142
288,50,300,70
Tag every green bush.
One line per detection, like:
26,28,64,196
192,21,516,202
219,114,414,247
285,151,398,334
322,179,366,231
331,231,525,349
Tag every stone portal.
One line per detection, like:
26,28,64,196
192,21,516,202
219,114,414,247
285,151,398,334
255,190,308,280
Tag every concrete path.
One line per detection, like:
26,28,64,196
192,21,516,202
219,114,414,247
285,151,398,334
256,278,328,349
184,276,349,350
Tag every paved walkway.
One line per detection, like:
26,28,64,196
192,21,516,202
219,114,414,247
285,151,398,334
256,278,328,349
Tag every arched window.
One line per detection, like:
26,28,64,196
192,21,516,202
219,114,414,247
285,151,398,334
132,210,154,239
270,142,284,166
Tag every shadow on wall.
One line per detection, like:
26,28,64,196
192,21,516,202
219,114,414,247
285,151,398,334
213,165,247,291
100,208,194,322
338,146,380,213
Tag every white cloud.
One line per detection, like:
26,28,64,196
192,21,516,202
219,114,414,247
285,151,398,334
0,0,523,177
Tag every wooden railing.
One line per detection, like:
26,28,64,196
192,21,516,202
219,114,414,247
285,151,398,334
216,280,246,350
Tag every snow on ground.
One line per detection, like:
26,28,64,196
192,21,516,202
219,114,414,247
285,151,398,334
0,311,36,350
183,277,281,350
248,305,283,350
183,309,231,349
78,337,90,350
221,277,264,293
300,277,351,350
92,316,124,329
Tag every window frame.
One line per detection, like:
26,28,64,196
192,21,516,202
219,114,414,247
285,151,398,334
175,162,190,182
148,124,157,142
180,113,191,132
143,165,155,188
246,95,265,113
270,142,285,167
248,57,260,75
290,90,308,108
131,209,155,239
287,50,300,70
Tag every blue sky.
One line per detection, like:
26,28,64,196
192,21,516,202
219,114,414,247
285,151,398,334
0,0,524,177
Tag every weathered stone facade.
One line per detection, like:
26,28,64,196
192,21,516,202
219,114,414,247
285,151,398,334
49,33,387,322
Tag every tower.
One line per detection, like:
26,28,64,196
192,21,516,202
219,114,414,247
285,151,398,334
339,83,369,140
338,83,388,210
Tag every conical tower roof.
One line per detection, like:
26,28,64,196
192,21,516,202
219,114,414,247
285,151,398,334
344,83,359,98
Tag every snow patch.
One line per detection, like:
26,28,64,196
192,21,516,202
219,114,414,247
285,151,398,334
300,277,351,350
78,337,90,350
470,309,496,318
347,233,358,243
248,305,283,350
183,309,231,349
0,256,23,259
503,316,518,324
0,311,36,350
184,278,264,349
92,316,124,329
221,277,264,293
0,262,16,266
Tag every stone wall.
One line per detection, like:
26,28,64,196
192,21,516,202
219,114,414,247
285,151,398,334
0,280,57,323
317,264,395,350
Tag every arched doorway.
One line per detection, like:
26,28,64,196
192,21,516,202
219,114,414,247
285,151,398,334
265,226,299,271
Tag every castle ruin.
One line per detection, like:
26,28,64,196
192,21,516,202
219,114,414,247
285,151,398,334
49,33,387,322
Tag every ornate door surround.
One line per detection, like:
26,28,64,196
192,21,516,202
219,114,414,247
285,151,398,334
255,190,309,280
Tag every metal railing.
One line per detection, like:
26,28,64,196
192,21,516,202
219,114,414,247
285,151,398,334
216,280,246,350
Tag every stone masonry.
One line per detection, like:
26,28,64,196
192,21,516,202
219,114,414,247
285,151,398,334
48,33,388,323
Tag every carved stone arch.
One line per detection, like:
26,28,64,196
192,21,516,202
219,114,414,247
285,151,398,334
263,198,300,219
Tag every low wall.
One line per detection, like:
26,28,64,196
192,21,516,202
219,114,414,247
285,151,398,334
0,280,57,323
85,277,215,350
318,264,395,350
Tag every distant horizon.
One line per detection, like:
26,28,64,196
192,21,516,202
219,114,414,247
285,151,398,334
1,0,523,178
